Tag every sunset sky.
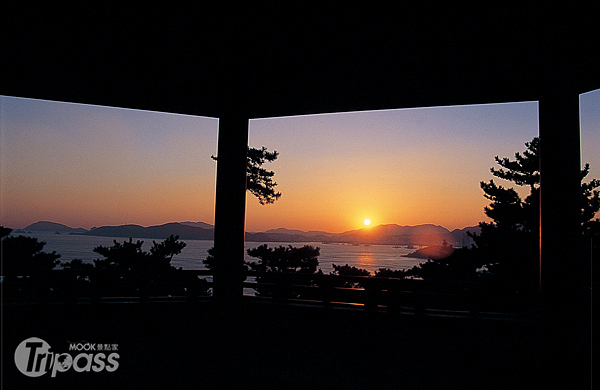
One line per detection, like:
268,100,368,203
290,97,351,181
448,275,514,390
2,90,598,233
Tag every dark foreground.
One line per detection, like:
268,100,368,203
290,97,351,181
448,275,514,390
2,300,592,389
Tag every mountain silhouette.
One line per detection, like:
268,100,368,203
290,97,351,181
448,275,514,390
334,224,478,246
22,221,86,233
19,221,213,240
84,222,213,240
179,221,214,229
248,224,479,247
19,220,479,246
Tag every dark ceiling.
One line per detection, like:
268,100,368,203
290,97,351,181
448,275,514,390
2,3,599,119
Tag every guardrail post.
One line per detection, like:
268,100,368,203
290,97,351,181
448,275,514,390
468,283,480,318
386,278,401,315
320,275,332,308
364,278,377,312
413,281,427,317
274,273,291,304
62,271,78,305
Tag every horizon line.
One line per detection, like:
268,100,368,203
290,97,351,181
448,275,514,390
13,220,482,234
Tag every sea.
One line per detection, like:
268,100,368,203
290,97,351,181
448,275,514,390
11,231,429,275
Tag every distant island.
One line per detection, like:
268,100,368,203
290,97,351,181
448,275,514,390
16,220,480,247
17,221,89,234
402,243,456,260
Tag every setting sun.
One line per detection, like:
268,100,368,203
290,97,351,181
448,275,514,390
364,219,371,226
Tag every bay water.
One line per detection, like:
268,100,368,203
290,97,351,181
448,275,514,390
11,231,428,275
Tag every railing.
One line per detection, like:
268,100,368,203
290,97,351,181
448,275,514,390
243,272,539,319
1,270,539,319
1,270,214,304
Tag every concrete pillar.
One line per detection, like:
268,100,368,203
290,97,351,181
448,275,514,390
538,89,583,312
212,114,248,302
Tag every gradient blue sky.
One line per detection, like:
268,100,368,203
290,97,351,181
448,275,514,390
1,89,598,232
1,97,219,230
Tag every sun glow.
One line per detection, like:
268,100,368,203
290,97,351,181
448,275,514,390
364,219,371,226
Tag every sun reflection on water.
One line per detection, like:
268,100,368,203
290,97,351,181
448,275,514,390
357,250,375,268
